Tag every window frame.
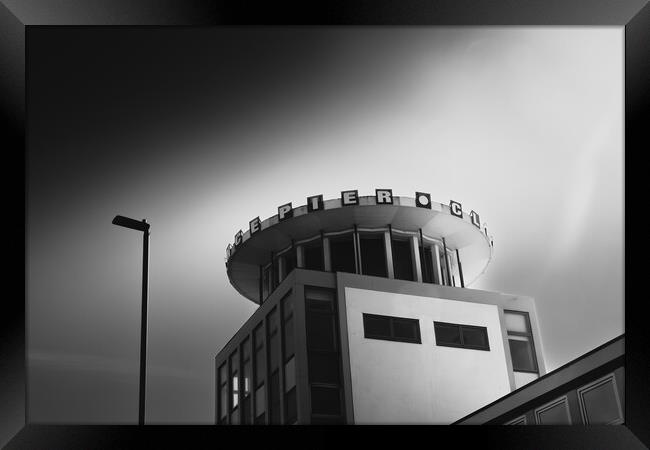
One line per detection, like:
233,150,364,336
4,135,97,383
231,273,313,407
433,321,490,351
362,313,422,344
504,309,539,373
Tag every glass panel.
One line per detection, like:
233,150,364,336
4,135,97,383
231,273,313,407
392,238,414,281
219,384,228,420
262,266,271,300
232,373,239,409
282,295,294,318
307,312,335,351
268,309,279,371
283,296,294,359
330,234,356,274
509,338,538,372
537,399,570,424
254,325,265,386
230,351,239,409
254,413,266,425
255,384,265,418
281,248,296,279
311,386,341,415
360,235,387,277
284,357,296,392
461,326,489,349
230,408,240,425
219,363,227,385
422,246,433,283
269,371,281,424
434,323,461,345
504,312,529,333
305,288,334,304
285,388,297,424
241,396,251,425
243,361,251,395
363,314,391,338
308,352,340,384
392,318,420,342
303,240,323,271
581,379,622,424
283,316,294,360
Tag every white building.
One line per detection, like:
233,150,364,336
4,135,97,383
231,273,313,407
216,191,545,424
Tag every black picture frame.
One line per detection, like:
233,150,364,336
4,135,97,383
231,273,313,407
1,0,647,448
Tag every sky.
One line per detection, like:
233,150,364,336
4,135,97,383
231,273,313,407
27,27,623,423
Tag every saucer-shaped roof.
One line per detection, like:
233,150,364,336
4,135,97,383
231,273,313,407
226,195,493,303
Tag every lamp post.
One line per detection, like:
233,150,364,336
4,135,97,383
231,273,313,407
112,214,150,425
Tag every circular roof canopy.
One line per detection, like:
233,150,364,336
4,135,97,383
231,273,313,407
226,195,493,303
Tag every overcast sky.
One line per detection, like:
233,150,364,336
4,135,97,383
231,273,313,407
27,27,623,423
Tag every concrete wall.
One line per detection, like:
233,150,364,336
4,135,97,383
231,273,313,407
343,287,513,424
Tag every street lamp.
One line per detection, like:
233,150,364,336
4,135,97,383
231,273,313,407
112,214,150,425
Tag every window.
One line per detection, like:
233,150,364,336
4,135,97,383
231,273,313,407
253,325,265,387
303,238,323,271
284,357,297,424
433,321,490,350
269,370,281,424
267,309,280,372
329,233,356,274
261,264,272,301
439,250,450,285
229,350,239,423
279,248,296,281
505,415,527,425
217,363,227,424
282,295,294,361
266,308,280,424
359,233,387,277
535,396,572,424
253,324,265,424
577,374,624,425
305,287,345,424
363,313,421,344
391,237,414,281
504,310,538,373
241,338,252,424
421,245,434,283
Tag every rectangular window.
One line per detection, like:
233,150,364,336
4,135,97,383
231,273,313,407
421,246,434,283
433,321,490,350
577,374,624,425
282,295,294,360
218,363,228,424
392,238,414,281
269,370,281,424
267,308,280,372
280,248,296,280
363,313,421,344
360,234,387,277
504,310,538,373
305,287,345,424
535,396,572,424
241,338,251,424
261,265,272,301
254,384,265,424
303,239,323,271
229,351,239,411
329,233,356,274
253,324,265,387
284,357,297,424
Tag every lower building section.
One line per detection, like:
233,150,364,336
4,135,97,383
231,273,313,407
215,269,546,424
454,335,624,425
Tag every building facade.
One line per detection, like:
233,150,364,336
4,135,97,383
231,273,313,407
454,335,624,425
216,192,546,424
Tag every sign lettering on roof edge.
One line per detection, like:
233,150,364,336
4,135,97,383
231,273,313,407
226,190,492,261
